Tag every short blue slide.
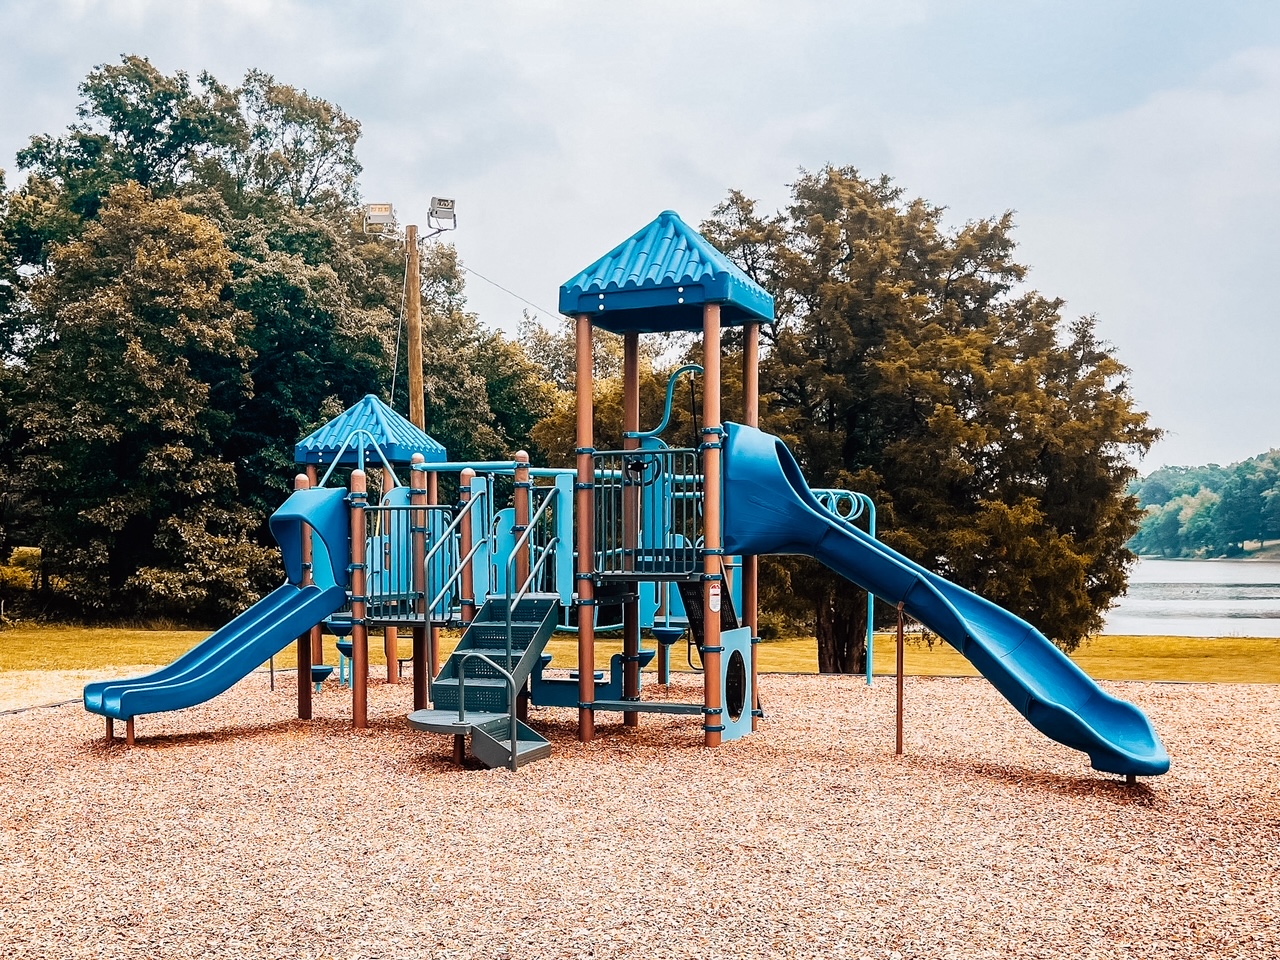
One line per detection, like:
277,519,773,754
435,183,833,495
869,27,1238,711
84,486,351,724
722,423,1170,777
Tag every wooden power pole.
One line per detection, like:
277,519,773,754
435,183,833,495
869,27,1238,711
406,224,425,431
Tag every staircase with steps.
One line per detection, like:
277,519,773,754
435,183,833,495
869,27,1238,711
407,593,560,769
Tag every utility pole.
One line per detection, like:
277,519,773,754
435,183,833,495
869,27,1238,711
363,200,454,431
405,224,425,431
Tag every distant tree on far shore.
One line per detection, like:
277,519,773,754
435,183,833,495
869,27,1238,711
1131,452,1280,556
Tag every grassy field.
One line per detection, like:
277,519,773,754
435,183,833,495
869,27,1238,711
1,623,1278,683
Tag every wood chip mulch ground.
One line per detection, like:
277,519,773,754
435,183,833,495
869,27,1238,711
0,670,1275,959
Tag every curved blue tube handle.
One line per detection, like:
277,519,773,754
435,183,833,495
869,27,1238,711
626,364,704,440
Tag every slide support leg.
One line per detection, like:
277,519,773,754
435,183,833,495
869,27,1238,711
895,602,905,757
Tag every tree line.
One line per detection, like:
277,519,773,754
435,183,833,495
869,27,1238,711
0,58,1158,669
1129,452,1280,557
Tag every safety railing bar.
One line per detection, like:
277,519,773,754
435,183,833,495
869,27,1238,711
423,490,487,572
502,486,560,658
427,536,486,620
455,652,519,772
504,535,561,661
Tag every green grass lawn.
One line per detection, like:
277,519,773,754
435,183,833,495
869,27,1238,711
1,623,1278,683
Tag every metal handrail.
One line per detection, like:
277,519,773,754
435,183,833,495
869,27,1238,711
417,489,489,621
426,536,485,621
502,485,560,660
504,535,560,661
625,364,704,440
455,652,519,772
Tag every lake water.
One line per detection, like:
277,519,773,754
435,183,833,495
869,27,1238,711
1103,558,1280,637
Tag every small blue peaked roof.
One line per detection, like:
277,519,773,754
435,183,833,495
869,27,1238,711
294,394,448,467
559,209,775,334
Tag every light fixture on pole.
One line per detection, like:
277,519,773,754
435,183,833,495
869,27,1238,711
424,197,456,238
362,203,396,235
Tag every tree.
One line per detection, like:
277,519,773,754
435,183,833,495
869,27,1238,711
16,56,241,221
703,167,1159,668
12,183,274,618
229,69,362,214
0,57,403,618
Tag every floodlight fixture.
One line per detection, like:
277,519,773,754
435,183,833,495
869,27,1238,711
362,203,396,235
426,197,457,235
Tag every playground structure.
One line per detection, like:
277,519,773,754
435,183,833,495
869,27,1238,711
84,209,1169,779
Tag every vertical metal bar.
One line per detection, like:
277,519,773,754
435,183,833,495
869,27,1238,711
383,466,398,684
575,314,596,742
622,331,641,726
126,718,135,746
515,452,531,590
896,601,905,756
410,455,428,710
743,322,760,729
865,496,877,687
460,467,477,624
351,469,369,729
702,303,723,748
105,717,114,744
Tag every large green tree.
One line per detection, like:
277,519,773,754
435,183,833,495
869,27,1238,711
703,168,1160,669
0,57,556,620
12,183,273,617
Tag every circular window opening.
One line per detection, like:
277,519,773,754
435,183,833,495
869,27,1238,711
725,649,747,723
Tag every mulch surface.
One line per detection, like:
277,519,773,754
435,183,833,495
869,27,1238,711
0,672,1275,959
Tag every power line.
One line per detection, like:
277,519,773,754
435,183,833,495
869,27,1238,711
461,264,565,321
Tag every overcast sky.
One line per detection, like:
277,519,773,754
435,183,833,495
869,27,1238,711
2,1,1278,470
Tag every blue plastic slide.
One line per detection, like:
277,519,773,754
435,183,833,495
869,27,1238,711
84,486,351,724
722,423,1170,777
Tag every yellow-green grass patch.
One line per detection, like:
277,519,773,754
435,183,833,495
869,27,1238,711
1,624,1278,684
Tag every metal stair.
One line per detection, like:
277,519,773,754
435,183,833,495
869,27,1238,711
407,594,560,770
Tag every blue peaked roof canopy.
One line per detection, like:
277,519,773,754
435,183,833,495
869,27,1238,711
559,209,775,334
294,394,448,467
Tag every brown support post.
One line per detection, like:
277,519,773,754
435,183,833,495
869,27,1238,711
743,322,760,730
703,303,724,748
896,601,905,756
427,469,440,678
350,469,369,729
410,455,428,710
307,465,324,665
126,718,135,746
575,313,596,742
459,467,477,625
622,331,641,727
105,717,114,744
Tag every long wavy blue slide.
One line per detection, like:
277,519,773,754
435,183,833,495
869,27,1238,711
722,423,1169,777
84,487,351,724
